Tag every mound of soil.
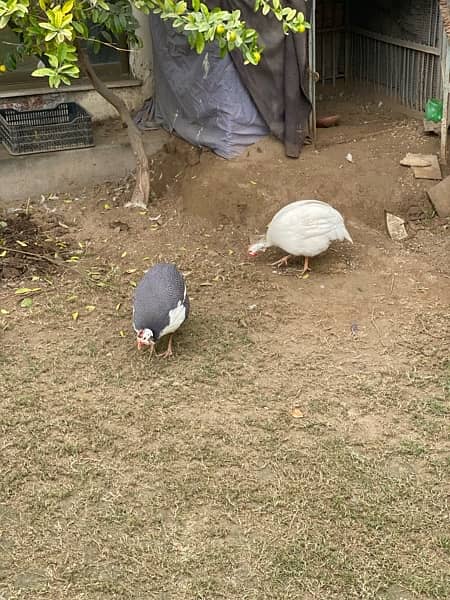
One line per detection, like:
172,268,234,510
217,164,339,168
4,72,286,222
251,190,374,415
0,211,73,281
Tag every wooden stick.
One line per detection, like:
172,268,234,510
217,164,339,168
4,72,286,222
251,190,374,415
0,245,61,266
317,125,400,149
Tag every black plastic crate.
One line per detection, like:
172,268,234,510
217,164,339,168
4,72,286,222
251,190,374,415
0,102,94,155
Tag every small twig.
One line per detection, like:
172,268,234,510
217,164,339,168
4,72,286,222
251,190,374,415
370,308,387,348
418,317,442,340
81,36,136,53
390,274,396,295
0,245,61,266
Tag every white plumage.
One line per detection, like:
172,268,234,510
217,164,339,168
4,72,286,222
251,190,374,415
248,199,353,273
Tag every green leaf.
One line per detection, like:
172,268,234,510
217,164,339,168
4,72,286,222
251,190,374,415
72,21,86,35
47,53,58,68
62,0,74,14
31,67,55,77
195,32,205,54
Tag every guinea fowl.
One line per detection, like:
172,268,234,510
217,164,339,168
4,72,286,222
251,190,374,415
248,199,353,274
132,263,189,358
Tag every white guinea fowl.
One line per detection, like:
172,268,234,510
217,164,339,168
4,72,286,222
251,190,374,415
248,199,353,274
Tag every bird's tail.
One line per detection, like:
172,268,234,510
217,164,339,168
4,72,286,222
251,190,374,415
338,223,353,244
343,227,353,244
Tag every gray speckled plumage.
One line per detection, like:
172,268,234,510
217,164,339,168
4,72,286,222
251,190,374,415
132,263,189,340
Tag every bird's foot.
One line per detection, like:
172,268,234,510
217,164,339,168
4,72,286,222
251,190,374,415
156,348,173,359
270,255,291,268
297,256,310,276
156,336,174,359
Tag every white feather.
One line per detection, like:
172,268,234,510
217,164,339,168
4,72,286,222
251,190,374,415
159,300,187,338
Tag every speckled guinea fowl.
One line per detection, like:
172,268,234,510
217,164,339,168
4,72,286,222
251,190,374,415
248,199,353,274
132,263,189,358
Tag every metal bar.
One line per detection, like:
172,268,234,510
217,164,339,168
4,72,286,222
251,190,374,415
440,39,450,162
308,0,317,143
406,48,410,108
321,29,325,86
344,0,350,82
351,26,440,56
332,31,336,86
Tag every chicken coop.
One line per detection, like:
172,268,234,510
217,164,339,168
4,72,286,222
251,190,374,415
308,0,450,160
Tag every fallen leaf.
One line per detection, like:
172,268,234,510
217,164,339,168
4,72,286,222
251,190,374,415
115,303,121,311
58,221,70,229
66,256,80,262
149,214,161,221
104,203,111,210
72,311,79,321
291,407,304,418
119,330,125,337
0,250,7,257
31,275,40,281
302,273,310,279
85,305,96,312
15,287,41,295
121,251,127,258
345,153,353,163
142,256,151,261
228,249,234,255
130,281,137,287
16,240,27,247
250,180,257,185
20,297,33,308
200,282,213,287
67,295,78,302
125,268,137,274
0,308,9,315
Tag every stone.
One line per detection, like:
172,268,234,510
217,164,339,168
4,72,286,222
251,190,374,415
427,175,450,217
400,152,432,167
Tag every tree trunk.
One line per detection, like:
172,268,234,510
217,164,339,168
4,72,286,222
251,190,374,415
77,44,150,209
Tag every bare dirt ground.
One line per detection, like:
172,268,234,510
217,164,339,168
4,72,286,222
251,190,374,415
1,96,449,600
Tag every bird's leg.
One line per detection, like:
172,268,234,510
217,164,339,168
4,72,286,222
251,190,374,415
270,254,292,268
299,256,311,276
156,334,174,359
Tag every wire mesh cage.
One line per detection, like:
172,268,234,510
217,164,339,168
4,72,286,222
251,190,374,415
0,102,94,156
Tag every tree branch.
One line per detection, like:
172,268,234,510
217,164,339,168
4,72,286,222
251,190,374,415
76,43,150,208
